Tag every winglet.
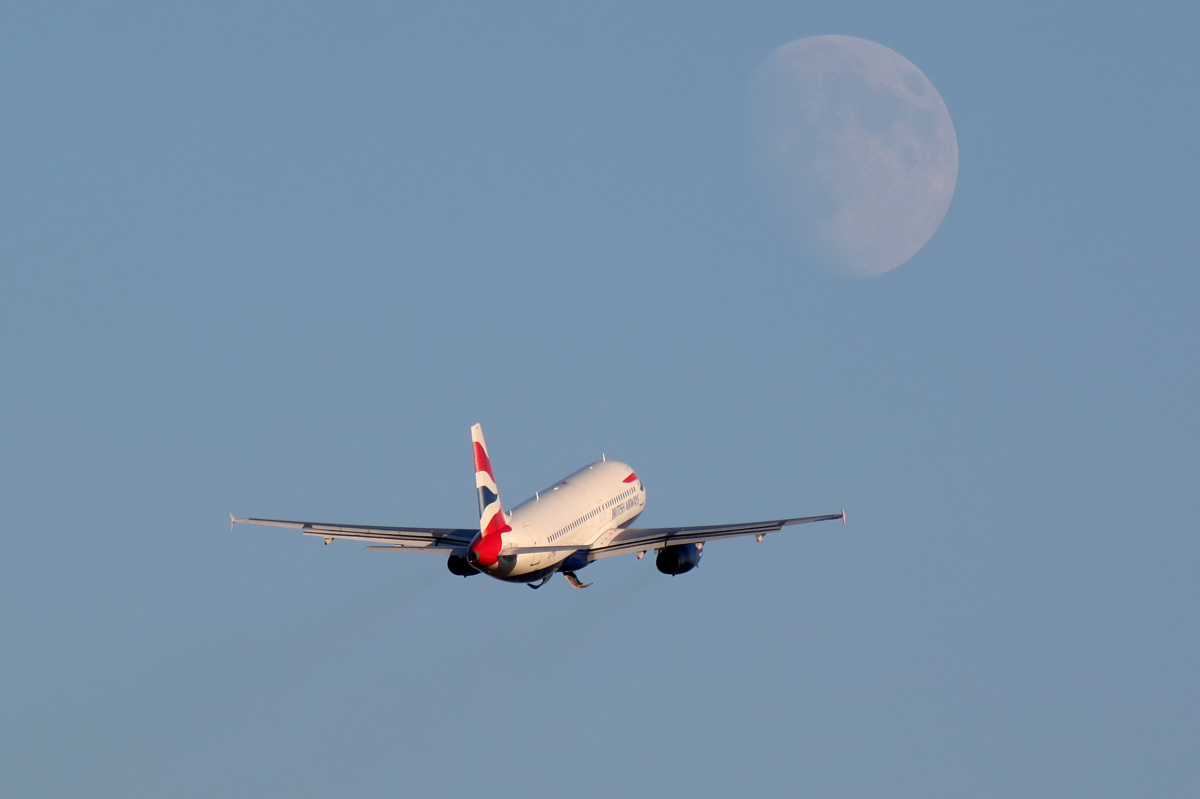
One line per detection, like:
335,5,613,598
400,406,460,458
230,513,237,530
841,508,847,526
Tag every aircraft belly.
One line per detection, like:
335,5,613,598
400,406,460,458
488,562,561,584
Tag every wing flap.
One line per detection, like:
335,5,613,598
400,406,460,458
585,512,845,561
363,545,471,555
232,516,475,548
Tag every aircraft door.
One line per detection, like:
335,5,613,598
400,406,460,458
523,523,542,567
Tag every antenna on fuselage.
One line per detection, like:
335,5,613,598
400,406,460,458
602,453,606,461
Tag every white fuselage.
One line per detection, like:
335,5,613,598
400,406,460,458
482,460,645,582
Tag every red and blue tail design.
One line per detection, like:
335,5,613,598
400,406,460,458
468,424,510,568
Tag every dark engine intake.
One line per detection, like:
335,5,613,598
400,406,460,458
446,554,480,577
656,543,702,575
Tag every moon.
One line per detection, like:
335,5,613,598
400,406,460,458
749,36,958,277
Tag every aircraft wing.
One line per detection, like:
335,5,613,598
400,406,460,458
231,515,474,553
583,511,845,561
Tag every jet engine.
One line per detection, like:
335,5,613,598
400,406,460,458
655,543,702,575
446,554,480,577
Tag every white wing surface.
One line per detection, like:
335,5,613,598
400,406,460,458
231,515,474,553
583,511,845,561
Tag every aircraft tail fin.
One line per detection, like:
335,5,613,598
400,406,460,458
472,424,510,540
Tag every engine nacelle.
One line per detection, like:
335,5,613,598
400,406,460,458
656,543,702,575
446,554,481,577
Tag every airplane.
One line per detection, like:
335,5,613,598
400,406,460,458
232,424,845,589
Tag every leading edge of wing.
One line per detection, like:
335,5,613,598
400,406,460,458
231,515,475,549
581,511,846,561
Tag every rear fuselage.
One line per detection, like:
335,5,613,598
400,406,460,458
471,460,644,583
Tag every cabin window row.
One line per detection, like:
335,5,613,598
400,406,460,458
549,502,614,542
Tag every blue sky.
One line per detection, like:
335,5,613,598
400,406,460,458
2,1,1197,796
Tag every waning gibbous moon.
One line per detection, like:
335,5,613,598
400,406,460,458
749,36,958,277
